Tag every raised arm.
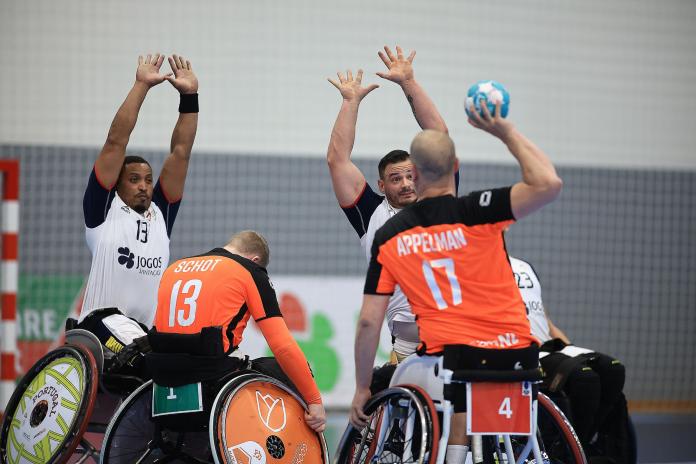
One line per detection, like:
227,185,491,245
95,54,171,188
326,70,379,206
377,45,448,133
467,102,562,219
158,55,199,202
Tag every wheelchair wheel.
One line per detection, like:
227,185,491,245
210,373,329,464
475,393,585,464
0,345,98,464
334,385,439,464
536,392,586,463
100,380,211,463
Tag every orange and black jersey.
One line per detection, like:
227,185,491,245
154,248,281,353
364,187,537,354
154,248,323,405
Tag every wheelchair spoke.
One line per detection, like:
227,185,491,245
335,387,435,464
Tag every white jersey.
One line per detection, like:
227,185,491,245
509,256,551,343
342,184,413,331
80,170,180,327
361,198,412,329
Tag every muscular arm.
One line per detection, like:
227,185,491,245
159,55,199,202
326,70,378,206
350,293,389,427
377,45,448,133
95,54,170,188
467,102,562,220
400,79,448,133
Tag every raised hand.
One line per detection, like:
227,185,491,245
328,69,379,103
135,53,172,88
467,100,515,141
376,45,415,84
165,54,199,94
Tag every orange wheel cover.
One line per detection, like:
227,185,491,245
216,380,324,463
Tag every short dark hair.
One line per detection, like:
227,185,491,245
378,150,410,179
123,155,151,168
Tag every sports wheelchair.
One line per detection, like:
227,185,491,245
335,353,586,464
99,328,330,463
0,327,144,464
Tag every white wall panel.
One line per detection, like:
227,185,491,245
1,0,695,168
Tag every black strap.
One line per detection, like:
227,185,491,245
451,368,543,383
540,337,568,353
148,326,224,357
546,353,596,392
145,352,245,387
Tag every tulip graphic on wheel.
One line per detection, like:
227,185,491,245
256,390,287,433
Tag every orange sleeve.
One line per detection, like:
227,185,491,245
257,317,323,405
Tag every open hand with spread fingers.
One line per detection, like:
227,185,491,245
165,54,199,95
135,53,172,88
328,69,379,103
376,45,416,84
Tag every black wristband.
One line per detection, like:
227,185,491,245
179,93,199,113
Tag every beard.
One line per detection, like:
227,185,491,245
132,204,148,214
385,189,417,209
130,197,150,214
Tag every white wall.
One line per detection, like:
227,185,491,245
1,0,695,169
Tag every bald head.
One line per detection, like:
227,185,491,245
225,230,270,268
409,130,457,183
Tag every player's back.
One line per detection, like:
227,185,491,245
154,248,272,352
366,190,536,353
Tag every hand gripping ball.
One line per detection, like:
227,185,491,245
465,80,510,118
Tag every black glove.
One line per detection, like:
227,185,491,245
107,335,151,373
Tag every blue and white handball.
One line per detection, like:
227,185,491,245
465,80,510,118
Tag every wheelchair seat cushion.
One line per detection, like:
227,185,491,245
443,343,539,371
148,326,225,356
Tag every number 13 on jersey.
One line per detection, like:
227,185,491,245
466,381,533,435
169,279,203,327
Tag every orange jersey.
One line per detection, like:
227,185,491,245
155,248,281,352
364,188,537,354
154,248,322,404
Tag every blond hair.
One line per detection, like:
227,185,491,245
227,230,270,268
